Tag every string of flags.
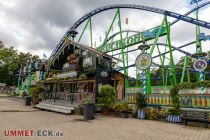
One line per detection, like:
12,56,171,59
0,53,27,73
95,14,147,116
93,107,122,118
125,17,128,25
98,17,129,44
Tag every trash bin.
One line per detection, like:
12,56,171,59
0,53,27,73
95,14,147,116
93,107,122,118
84,103,95,120
25,96,32,106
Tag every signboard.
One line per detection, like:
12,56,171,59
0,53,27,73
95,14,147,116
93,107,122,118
193,59,207,71
97,25,167,53
135,53,152,70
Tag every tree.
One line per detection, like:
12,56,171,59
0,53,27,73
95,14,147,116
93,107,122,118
17,52,40,67
0,41,4,49
0,40,41,85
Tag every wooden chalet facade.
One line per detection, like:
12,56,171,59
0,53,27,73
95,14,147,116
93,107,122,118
37,40,125,106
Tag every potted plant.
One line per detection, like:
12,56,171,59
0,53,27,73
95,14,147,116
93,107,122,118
136,93,147,119
74,105,84,115
83,96,95,120
114,101,129,118
97,84,116,115
146,107,162,120
29,86,45,105
79,73,87,79
166,87,182,123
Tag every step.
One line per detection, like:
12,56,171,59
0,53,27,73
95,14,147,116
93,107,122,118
38,102,76,110
35,104,72,114
39,101,79,108
35,103,75,114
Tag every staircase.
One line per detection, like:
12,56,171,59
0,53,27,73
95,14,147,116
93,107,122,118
35,102,77,114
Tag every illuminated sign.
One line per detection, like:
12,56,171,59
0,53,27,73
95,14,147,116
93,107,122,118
97,25,167,53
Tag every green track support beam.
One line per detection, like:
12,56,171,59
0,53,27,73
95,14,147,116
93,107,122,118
100,10,119,51
157,45,164,65
78,19,90,43
144,19,164,94
196,1,202,53
187,68,190,82
164,16,177,86
146,18,165,94
180,56,189,83
149,19,165,55
117,9,127,76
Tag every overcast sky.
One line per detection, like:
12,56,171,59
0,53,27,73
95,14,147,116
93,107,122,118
0,0,210,76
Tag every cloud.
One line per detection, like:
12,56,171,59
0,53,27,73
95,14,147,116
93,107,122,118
0,0,209,74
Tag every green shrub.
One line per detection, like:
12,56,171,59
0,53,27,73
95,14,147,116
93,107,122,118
177,80,210,90
113,101,128,112
136,93,146,109
169,86,181,115
29,86,45,99
159,108,168,118
146,107,161,120
74,105,84,115
79,73,87,79
83,96,93,104
97,85,116,109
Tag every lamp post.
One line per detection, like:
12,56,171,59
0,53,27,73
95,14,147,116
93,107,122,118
192,52,207,94
136,43,151,95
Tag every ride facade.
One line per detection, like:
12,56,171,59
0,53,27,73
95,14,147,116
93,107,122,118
33,1,210,109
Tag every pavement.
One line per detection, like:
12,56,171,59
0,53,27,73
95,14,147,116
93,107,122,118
0,97,210,140
0,97,38,112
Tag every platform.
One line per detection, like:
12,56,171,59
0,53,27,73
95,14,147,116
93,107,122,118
35,101,78,114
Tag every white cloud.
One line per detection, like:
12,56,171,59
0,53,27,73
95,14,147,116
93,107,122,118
0,0,210,77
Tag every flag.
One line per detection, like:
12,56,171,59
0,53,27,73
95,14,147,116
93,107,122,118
190,0,202,5
34,61,39,70
125,18,128,25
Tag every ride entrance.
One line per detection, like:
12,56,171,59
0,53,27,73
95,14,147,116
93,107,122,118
44,1,210,109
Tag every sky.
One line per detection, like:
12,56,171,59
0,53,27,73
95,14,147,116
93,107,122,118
0,0,210,76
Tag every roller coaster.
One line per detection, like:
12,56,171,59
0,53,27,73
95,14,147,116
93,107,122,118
47,1,210,96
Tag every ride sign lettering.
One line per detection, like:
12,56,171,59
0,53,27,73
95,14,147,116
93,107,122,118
97,25,167,53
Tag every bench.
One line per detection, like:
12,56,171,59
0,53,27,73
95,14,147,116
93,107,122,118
182,109,209,128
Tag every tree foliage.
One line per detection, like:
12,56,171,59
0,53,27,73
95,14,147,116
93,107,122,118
0,40,41,85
